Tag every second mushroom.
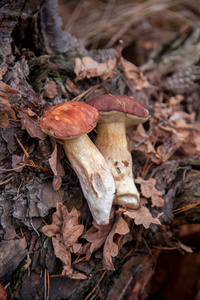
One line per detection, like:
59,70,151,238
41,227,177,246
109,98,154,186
87,94,149,209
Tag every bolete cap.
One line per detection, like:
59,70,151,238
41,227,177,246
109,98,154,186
40,101,99,139
87,94,149,125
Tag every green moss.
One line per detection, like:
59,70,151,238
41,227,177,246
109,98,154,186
28,55,50,93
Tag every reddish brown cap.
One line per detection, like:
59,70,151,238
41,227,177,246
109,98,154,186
40,101,99,139
87,94,149,125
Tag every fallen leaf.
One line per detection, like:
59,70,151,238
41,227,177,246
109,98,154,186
70,243,82,254
0,81,19,128
119,58,149,90
147,95,199,162
122,206,162,229
52,236,73,276
62,207,84,248
65,78,81,95
42,203,85,278
135,177,164,207
81,220,112,260
181,133,200,155
49,139,65,190
43,81,58,99
102,213,130,270
0,283,7,300
17,106,46,140
126,124,162,164
156,125,189,162
74,56,117,81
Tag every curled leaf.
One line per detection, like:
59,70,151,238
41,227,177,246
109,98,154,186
17,106,46,140
81,220,112,260
49,139,65,190
74,56,117,81
103,214,129,270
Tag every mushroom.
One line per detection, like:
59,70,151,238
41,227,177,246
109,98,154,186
86,94,149,208
39,101,115,225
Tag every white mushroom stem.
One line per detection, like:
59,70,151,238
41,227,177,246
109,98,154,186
62,133,115,225
95,122,140,208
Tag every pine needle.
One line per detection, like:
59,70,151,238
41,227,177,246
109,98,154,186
173,202,200,215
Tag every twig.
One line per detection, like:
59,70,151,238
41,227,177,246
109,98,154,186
84,270,107,300
0,165,25,173
19,163,53,174
44,268,50,300
30,218,40,237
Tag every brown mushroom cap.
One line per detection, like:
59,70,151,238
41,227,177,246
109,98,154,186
87,94,149,125
40,101,99,139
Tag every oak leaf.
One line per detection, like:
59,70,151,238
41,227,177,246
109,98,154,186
121,206,162,229
135,177,164,207
42,203,85,278
102,214,129,270
74,56,117,81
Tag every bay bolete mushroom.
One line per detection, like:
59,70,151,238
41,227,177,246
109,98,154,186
39,101,115,225
86,94,149,208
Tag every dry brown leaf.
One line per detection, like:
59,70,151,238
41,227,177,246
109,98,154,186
74,56,117,81
52,236,72,274
65,78,81,95
126,124,162,164
0,81,19,128
70,243,82,254
181,133,200,155
17,106,46,140
119,58,149,90
42,203,85,278
156,125,189,162
0,283,7,300
81,220,112,260
148,95,199,162
49,139,65,190
121,206,162,229
43,81,58,99
62,207,84,248
102,214,129,270
135,177,164,207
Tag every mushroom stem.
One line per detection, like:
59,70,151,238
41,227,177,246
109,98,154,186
95,122,140,208
62,133,115,224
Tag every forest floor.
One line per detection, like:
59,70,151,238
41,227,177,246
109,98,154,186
1,0,200,299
